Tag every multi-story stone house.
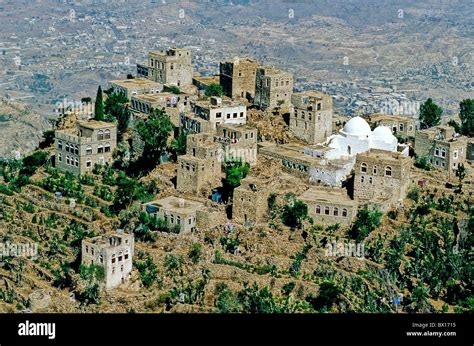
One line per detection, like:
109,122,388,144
55,121,117,176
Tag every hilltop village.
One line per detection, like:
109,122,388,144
0,47,472,313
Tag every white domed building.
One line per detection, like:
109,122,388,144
324,116,399,160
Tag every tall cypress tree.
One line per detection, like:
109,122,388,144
94,85,104,121
419,98,442,129
459,99,474,137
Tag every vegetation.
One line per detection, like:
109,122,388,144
94,85,104,121
170,131,187,160
135,251,159,288
419,98,442,129
414,155,431,171
348,207,382,242
205,83,224,97
222,160,249,201
281,193,308,230
134,108,173,173
104,91,130,140
163,85,181,94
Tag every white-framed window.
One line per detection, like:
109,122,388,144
373,165,377,174
316,205,321,214
98,144,104,154
86,145,92,155
58,140,63,150
58,153,62,162
361,162,367,173
97,130,104,140
453,150,458,159
104,129,111,139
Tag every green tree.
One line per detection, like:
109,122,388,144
94,85,104,121
135,108,173,169
205,83,223,97
281,193,308,229
306,281,342,311
455,163,466,188
222,160,250,200
459,99,474,137
135,251,158,288
104,92,130,140
419,98,442,129
348,207,382,242
163,85,181,94
188,243,202,264
170,132,187,160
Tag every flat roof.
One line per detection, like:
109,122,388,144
109,77,162,89
194,97,245,109
78,120,115,129
292,90,330,100
369,113,416,122
132,92,190,103
357,148,408,162
299,187,356,205
146,196,203,214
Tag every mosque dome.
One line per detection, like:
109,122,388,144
372,126,396,141
341,116,372,137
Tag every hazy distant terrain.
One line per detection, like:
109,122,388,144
0,0,472,156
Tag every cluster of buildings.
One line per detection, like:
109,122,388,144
58,46,471,290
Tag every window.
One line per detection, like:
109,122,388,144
369,177,373,184
112,254,116,264
98,144,104,154
385,166,392,176
226,114,230,119
334,207,339,216
233,113,237,118
347,146,351,155
373,165,377,174
399,123,404,132
58,153,62,162
361,163,367,173
85,245,88,253
74,158,79,167
177,216,181,225
216,112,222,118
441,149,446,158
170,215,174,224
97,130,104,140
189,216,192,225
453,150,458,159
66,156,70,165
74,145,79,155
315,205,321,214
65,143,70,152
104,129,111,139
86,146,92,155
317,103,321,111
240,112,244,117
118,252,123,262
342,208,348,217
105,143,111,153
361,176,365,183
58,141,63,150
86,159,92,168
325,206,330,215
99,255,103,264
124,250,129,260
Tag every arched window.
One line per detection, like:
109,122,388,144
118,252,123,262
399,123,404,132
65,143,70,152
124,249,129,260
361,162,367,173
347,146,351,155
104,129,111,139
97,130,104,140
385,166,392,176
66,155,70,165
334,207,339,216
58,153,62,162
86,145,92,155
86,158,92,168
342,208,348,217
324,206,330,215
98,144,104,154
74,145,79,155
301,111,305,120
105,143,111,153
111,254,116,264
58,140,63,150
74,158,79,167
315,205,321,214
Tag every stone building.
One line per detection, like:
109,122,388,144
299,187,357,226
354,149,411,210
368,113,417,139
414,125,468,179
254,66,293,109
192,96,246,130
143,196,204,233
233,176,270,227
177,133,221,194
290,91,333,144
219,57,259,101
108,78,163,100
258,142,355,187
179,112,212,135
139,48,193,87
214,123,258,166
130,92,194,115
81,231,134,290
55,121,117,176
192,75,220,92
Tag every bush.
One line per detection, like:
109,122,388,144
414,156,431,171
0,184,14,196
188,243,202,264
348,207,382,242
281,193,308,229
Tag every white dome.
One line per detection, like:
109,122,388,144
341,116,372,137
372,126,395,140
